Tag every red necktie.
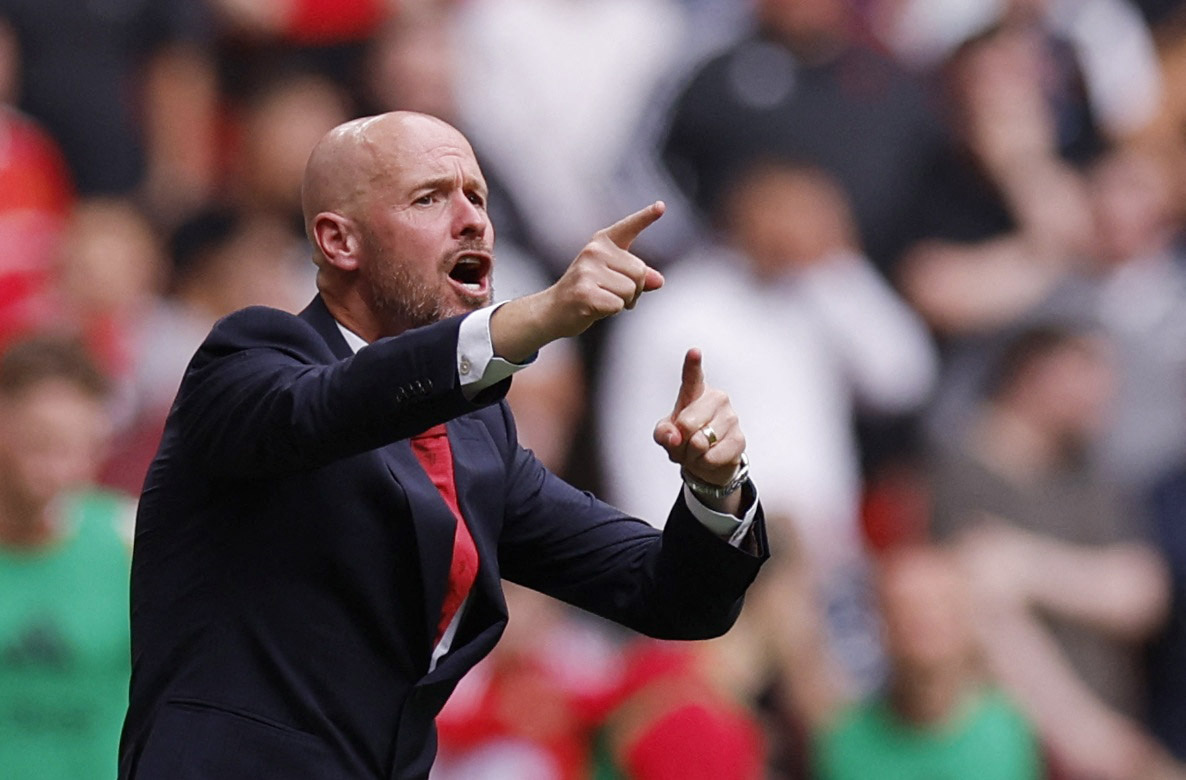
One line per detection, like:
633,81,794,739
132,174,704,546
410,424,479,645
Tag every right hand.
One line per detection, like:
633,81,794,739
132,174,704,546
541,201,666,339
491,202,666,362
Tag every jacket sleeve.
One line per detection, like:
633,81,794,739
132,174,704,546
493,402,768,640
170,306,507,479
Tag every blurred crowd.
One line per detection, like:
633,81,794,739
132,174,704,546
5,0,1186,777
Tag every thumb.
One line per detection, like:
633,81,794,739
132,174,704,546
654,418,682,450
642,266,664,293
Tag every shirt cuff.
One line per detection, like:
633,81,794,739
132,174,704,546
458,303,534,398
683,483,759,548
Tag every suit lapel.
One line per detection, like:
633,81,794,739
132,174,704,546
381,442,457,662
446,417,502,613
420,416,508,683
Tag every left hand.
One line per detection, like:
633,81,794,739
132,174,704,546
653,349,747,511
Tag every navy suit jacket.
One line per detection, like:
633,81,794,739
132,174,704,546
119,296,767,779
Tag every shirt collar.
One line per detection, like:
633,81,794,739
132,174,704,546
335,321,368,355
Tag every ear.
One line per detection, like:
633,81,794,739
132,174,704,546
313,212,362,272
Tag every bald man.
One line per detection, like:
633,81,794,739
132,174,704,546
119,112,768,779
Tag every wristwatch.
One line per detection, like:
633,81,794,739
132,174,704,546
681,452,750,499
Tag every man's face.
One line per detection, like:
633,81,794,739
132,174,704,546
354,121,495,335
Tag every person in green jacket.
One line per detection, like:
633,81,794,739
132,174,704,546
814,545,1042,780
0,336,134,780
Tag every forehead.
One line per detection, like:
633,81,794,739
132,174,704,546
373,119,485,190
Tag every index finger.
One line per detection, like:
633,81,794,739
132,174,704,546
602,201,666,249
673,347,705,415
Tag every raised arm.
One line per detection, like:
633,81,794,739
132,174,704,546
172,307,498,479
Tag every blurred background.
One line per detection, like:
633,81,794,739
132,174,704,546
4,0,1186,777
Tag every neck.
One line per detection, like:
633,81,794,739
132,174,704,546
888,663,976,727
320,287,386,343
0,488,59,549
179,281,228,325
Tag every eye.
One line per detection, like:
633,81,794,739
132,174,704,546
467,191,486,208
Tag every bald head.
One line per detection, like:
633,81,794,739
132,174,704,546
300,111,473,251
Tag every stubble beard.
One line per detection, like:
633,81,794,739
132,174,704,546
362,242,493,334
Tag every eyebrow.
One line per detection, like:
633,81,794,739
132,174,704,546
413,175,488,199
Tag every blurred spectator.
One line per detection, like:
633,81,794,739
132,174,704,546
208,0,389,46
51,198,165,419
436,584,767,780
0,14,15,103
146,208,310,399
0,107,72,346
1135,8,1186,211
813,545,1042,780
0,336,132,779
918,143,1186,494
928,323,1178,779
670,0,753,53
229,68,350,237
708,522,848,777
1085,145,1186,492
433,585,623,779
1147,452,1186,763
491,248,586,475
599,161,937,693
589,640,765,780
0,107,71,221
656,0,942,272
100,207,311,494
878,0,1162,147
896,22,1093,341
453,0,687,262
204,66,341,311
1133,0,1186,26
0,0,218,216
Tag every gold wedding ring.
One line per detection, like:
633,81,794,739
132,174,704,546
700,425,719,446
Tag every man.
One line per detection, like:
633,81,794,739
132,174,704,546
119,111,768,779
929,324,1177,778
657,0,941,272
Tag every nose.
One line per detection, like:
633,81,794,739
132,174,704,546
451,191,489,240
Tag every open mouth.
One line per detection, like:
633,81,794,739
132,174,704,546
447,252,492,296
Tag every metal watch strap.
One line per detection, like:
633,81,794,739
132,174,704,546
681,452,750,499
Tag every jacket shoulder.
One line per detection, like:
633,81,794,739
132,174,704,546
198,306,335,364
